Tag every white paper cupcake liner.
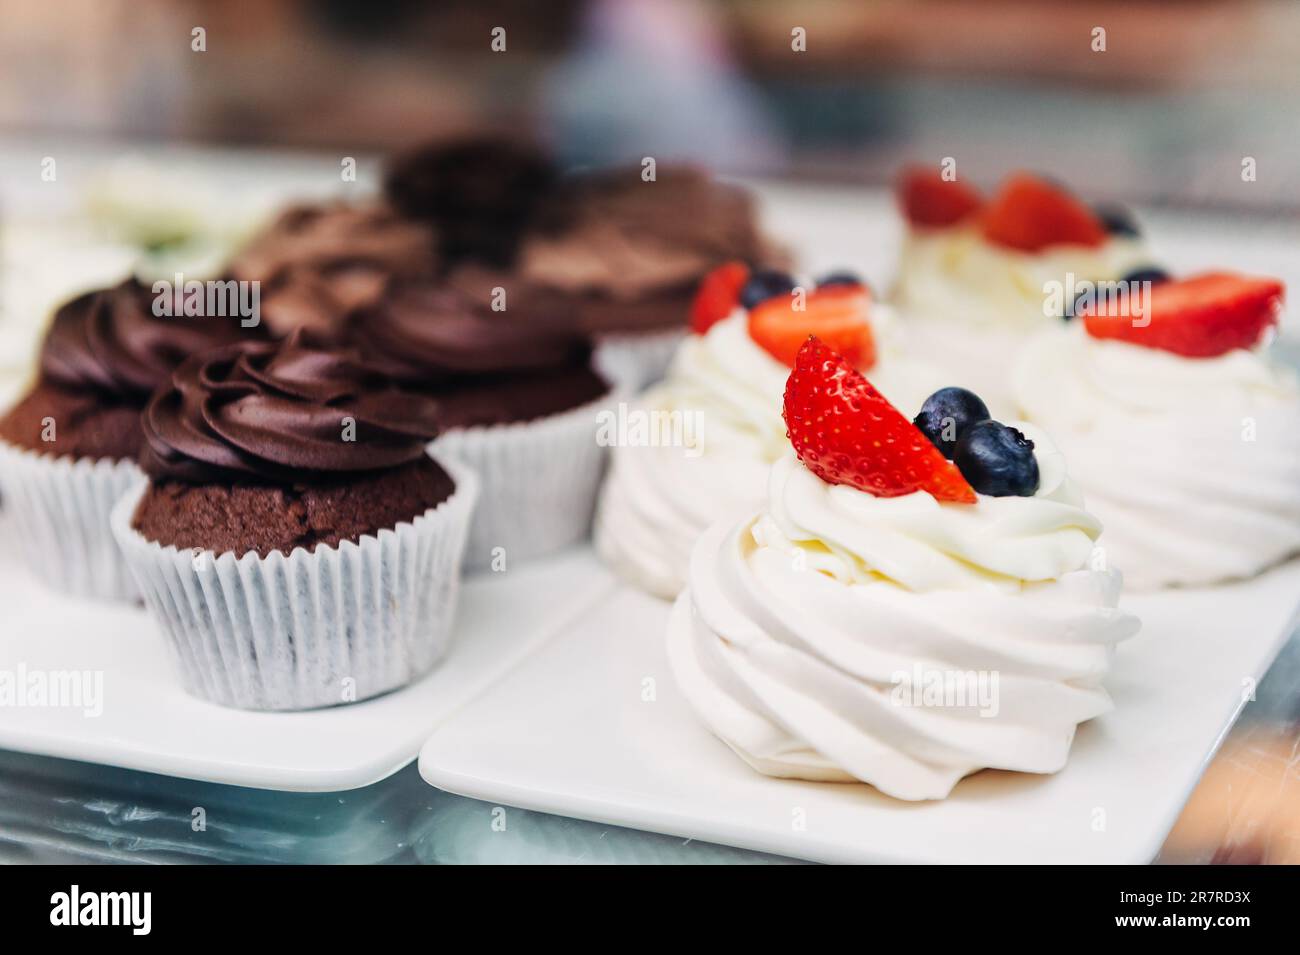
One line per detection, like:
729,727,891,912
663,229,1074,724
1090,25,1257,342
593,327,686,392
431,393,618,572
0,438,143,601
110,456,478,711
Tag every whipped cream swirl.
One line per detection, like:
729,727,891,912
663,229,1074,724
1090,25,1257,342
595,313,786,598
1013,323,1300,588
667,435,1139,800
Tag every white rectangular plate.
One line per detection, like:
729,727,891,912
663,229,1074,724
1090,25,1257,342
420,556,1300,864
0,547,617,791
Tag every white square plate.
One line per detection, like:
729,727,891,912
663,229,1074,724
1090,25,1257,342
419,556,1300,864
0,547,617,791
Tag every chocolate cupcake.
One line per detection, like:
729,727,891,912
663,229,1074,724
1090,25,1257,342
228,201,438,338
384,136,557,269
382,139,783,388
0,278,256,598
348,279,615,569
110,334,476,710
518,166,785,387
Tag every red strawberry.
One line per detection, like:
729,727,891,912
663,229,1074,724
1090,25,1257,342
978,172,1106,252
749,286,877,369
1082,271,1284,358
690,261,749,334
897,166,983,228
783,338,976,503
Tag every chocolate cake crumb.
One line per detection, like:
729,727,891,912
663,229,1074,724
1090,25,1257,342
131,456,456,558
0,382,142,461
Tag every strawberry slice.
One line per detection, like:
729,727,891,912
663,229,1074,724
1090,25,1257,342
978,172,1106,252
690,261,749,334
1082,271,1284,358
897,166,983,228
749,286,876,369
783,338,977,503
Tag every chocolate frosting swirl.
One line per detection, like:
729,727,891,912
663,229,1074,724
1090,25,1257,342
141,334,442,484
40,279,254,402
346,278,595,386
520,166,783,300
229,201,438,337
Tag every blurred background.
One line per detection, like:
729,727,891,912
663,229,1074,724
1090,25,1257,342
0,0,1296,864
1,0,1298,211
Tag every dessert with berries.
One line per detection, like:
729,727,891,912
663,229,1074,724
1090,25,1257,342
596,264,945,599
667,338,1139,800
1013,269,1299,589
891,166,1151,414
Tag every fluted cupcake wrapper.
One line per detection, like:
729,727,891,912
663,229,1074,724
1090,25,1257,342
593,328,687,392
110,457,478,712
431,394,618,572
0,439,143,601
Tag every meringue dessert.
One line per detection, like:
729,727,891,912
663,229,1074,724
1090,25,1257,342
891,167,1151,416
668,338,1139,801
1014,270,1300,590
595,265,942,599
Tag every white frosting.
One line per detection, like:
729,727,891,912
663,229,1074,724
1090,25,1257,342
595,308,946,598
657,309,795,459
667,438,1139,801
754,436,1101,593
892,227,1150,417
1013,323,1300,588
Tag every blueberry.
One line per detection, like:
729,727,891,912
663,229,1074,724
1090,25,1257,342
739,269,797,310
913,387,991,459
1121,267,1171,286
1094,203,1141,238
952,420,1040,497
816,270,866,290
